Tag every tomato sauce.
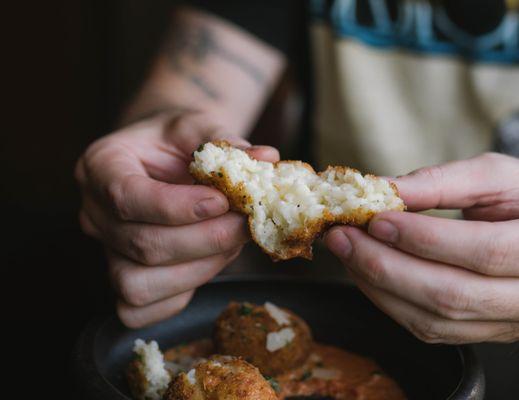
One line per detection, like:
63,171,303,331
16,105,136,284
163,340,406,400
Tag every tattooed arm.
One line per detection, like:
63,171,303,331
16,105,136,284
76,7,285,327
120,7,285,135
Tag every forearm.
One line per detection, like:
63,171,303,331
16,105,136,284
120,7,285,136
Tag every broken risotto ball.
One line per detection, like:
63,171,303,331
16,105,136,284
163,355,278,400
213,301,312,376
127,339,171,400
189,141,405,261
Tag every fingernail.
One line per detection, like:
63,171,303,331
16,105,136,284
328,229,352,260
369,219,398,243
194,197,225,218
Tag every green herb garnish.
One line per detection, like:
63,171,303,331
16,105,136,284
239,304,253,315
264,376,280,393
300,371,312,381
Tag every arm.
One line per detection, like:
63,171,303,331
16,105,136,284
76,7,284,328
120,7,285,135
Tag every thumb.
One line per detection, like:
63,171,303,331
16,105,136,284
393,152,518,211
246,145,280,163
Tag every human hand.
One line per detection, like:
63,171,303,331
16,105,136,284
76,112,279,327
326,152,519,343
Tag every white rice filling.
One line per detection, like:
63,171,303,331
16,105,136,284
133,339,171,400
191,143,404,255
186,368,197,385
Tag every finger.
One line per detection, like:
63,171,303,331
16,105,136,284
110,176,229,225
368,212,519,277
463,200,519,222
246,145,280,163
90,201,248,265
350,271,519,344
393,152,519,211
117,290,195,328
108,247,242,307
78,209,101,239
83,137,231,225
325,226,519,322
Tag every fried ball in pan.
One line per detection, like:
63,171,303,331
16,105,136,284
213,301,312,376
164,355,277,400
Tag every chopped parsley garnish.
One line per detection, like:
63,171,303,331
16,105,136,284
300,370,312,381
196,144,204,152
264,376,281,393
217,172,223,177
239,304,253,315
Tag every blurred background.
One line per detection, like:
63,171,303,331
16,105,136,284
3,1,518,399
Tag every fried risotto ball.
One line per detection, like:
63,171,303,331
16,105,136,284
164,355,277,400
127,339,171,400
213,301,312,376
190,141,405,261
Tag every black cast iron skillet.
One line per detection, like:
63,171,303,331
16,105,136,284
74,278,485,400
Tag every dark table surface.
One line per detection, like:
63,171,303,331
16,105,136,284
224,244,519,400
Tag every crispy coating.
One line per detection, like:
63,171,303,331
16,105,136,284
164,355,277,400
189,141,405,261
213,302,312,376
126,359,150,400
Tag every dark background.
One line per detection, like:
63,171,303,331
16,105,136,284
3,1,518,399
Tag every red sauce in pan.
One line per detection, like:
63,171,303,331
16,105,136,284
163,340,406,400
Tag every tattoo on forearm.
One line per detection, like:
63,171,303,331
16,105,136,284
165,21,267,99
120,104,193,127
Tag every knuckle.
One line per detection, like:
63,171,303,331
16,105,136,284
473,235,511,274
413,164,445,183
362,256,388,287
115,268,151,307
427,283,471,320
410,165,446,206
209,224,234,254
408,318,444,344
166,114,200,136
128,229,165,266
107,180,131,221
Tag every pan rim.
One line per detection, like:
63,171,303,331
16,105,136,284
73,276,484,400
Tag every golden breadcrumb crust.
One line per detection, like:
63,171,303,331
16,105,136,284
164,356,277,400
213,302,313,376
190,141,405,261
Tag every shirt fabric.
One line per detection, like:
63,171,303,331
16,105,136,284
185,0,519,176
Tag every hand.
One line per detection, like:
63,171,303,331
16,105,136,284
76,111,279,327
325,152,519,344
